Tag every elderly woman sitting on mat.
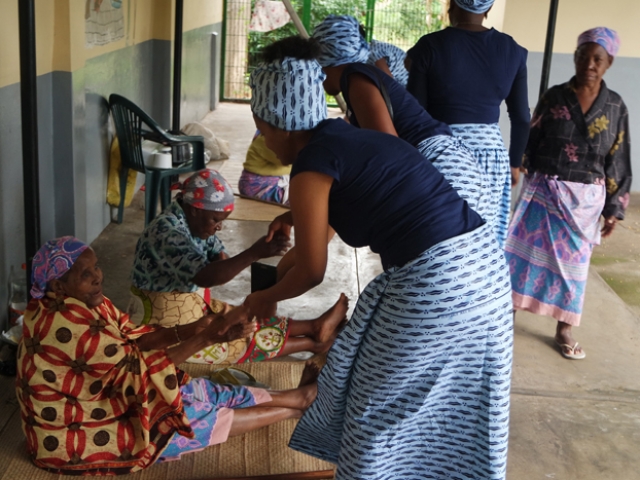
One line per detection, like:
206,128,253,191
129,169,347,364
16,237,322,475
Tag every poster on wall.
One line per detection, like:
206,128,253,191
85,0,125,48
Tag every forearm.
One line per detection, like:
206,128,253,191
137,315,219,351
193,249,260,288
136,327,178,351
166,334,213,365
257,263,323,305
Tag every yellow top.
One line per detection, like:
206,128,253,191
243,134,292,177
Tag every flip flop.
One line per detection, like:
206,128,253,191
209,367,270,389
555,341,586,360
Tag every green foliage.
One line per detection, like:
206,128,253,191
231,0,449,100
247,0,369,70
372,0,448,51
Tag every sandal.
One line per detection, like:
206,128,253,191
555,341,586,360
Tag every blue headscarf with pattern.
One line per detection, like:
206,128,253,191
578,27,620,57
312,15,370,67
454,0,495,14
250,57,328,131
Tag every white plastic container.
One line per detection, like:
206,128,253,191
148,147,173,169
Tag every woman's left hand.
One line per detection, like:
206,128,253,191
244,291,277,322
511,167,521,186
601,216,618,238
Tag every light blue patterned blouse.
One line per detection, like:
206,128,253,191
131,201,226,293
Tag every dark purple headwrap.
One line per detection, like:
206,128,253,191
30,237,89,299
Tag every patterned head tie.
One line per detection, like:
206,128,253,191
250,57,328,131
31,236,89,299
577,27,620,57
312,15,371,67
453,0,495,14
181,169,235,212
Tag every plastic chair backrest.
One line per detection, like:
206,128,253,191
109,94,167,174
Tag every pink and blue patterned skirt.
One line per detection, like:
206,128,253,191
238,169,289,205
159,378,271,461
505,173,606,325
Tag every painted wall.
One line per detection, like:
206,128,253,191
499,0,639,189
0,0,223,327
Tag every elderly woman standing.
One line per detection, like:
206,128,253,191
506,28,631,360
244,52,513,479
16,237,320,475
407,0,530,247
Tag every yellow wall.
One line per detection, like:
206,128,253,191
503,0,640,58
485,0,506,31
184,0,224,31
0,0,57,87
0,0,223,88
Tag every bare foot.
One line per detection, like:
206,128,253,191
313,293,349,344
311,318,348,354
298,360,321,387
296,361,320,410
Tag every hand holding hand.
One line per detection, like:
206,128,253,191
223,320,258,343
203,305,251,344
244,291,277,322
266,212,293,242
511,167,521,187
250,234,291,259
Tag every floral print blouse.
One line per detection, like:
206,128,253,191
524,78,631,219
131,201,226,293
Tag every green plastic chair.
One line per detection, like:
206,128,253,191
109,94,206,225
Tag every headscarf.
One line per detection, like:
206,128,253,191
181,169,235,212
250,57,328,131
31,236,89,299
312,15,371,67
453,0,495,14
577,27,620,57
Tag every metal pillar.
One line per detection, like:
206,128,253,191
539,0,560,98
18,0,41,297
172,0,184,132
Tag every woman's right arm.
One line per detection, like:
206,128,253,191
244,171,334,318
192,235,290,288
505,52,531,184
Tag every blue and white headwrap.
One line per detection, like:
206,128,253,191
454,0,495,14
250,57,328,131
312,15,370,67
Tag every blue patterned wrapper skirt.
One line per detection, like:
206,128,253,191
289,223,514,480
418,135,494,228
450,124,512,248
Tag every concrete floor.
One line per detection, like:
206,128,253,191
591,196,640,317
3,103,639,479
